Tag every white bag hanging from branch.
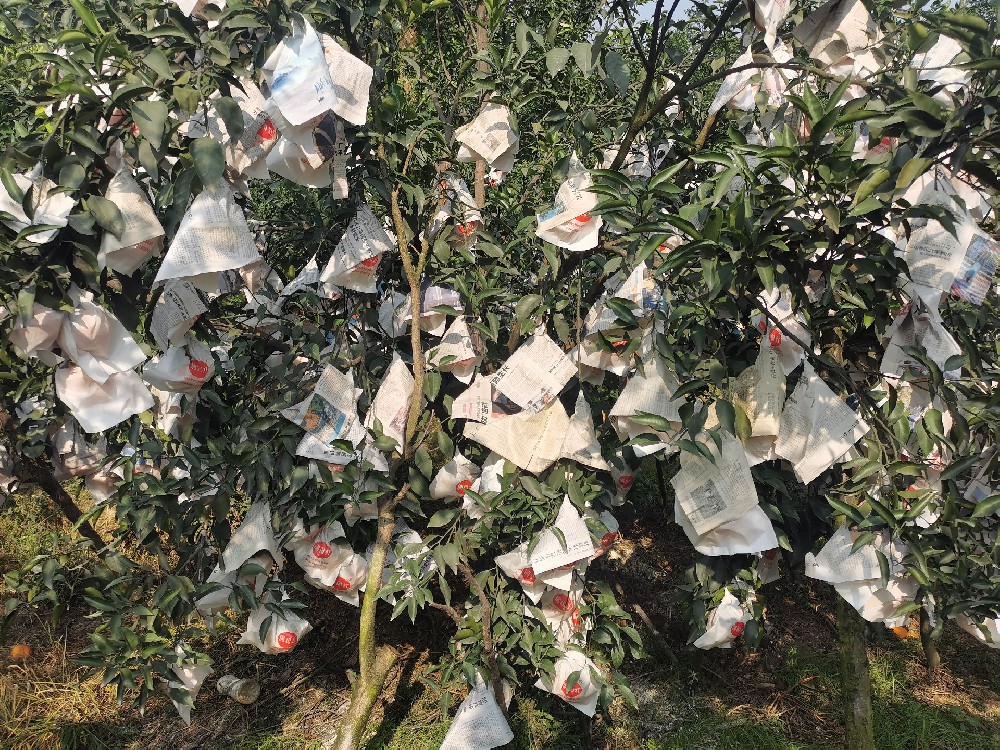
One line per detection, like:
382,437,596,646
393,284,463,337
440,675,515,750
166,644,213,726
608,355,685,456
879,298,961,380
58,286,147,384
754,0,793,51
430,450,480,500
98,166,164,275
672,432,761,537
676,501,778,556
728,337,785,438
427,315,482,383
153,182,262,288
291,365,367,464
151,280,208,351
195,551,272,619
320,33,373,127
221,500,284,573
464,398,570,474
142,339,216,394
693,589,753,649
707,49,757,117
774,363,870,483
535,649,603,717
8,304,66,366
753,288,812,376
237,590,313,654
599,140,652,179
55,366,155,434
0,163,75,244
51,419,107,479
535,153,602,251
319,204,395,294
527,498,597,578
489,333,576,416
224,79,280,177
364,354,416,450
530,583,589,646
262,15,338,127
953,614,1000,648
454,103,519,173
560,390,610,471
495,542,547,603
792,0,882,69
463,451,506,520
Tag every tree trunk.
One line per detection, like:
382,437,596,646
919,607,940,677
837,596,874,750
327,646,399,750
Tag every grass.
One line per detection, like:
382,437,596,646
2,488,999,749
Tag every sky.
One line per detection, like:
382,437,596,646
636,0,698,21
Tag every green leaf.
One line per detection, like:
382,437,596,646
971,494,1000,518
87,195,125,238
715,399,735,435
895,157,931,191
59,164,86,189
515,21,531,55
828,498,865,525
132,100,169,146
1,168,24,207
853,167,891,206
427,508,458,528
16,284,35,323
214,97,245,143
436,429,454,461
545,47,570,76
415,447,433,479
143,49,173,80
604,50,630,94
571,41,595,77
68,0,105,36
514,293,543,322
190,137,226,188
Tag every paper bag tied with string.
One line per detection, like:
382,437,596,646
694,589,752,649
167,645,213,726
8,304,66,366
154,183,262,288
142,340,216,394
364,354,415,450
672,432,761,536
775,364,870,483
535,160,602,251
238,591,313,654
608,355,686,456
560,390,610,471
58,286,147,384
292,365,368,464
319,205,395,294
535,650,603,717
55,366,155,433
98,167,164,275
454,103,519,173
440,675,515,750
0,163,75,244
427,315,481,383
430,450,481,500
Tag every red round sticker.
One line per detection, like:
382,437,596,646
763,548,777,561
611,339,628,350
601,532,618,548
552,593,573,612
276,631,298,649
575,212,592,223
359,255,380,269
312,541,333,559
561,680,583,699
769,328,782,347
521,567,535,583
571,607,581,628
257,119,277,141
455,479,473,496
188,360,209,379
730,621,745,638
757,320,767,332
617,474,634,491
333,576,352,591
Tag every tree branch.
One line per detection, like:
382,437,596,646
459,562,507,718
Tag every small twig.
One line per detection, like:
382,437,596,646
428,601,465,628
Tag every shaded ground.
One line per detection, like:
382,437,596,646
2,486,999,750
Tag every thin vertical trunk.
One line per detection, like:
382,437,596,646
919,607,940,676
837,566,875,749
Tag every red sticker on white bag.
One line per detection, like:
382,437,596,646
455,479,473,496
561,680,583,699
769,328,782,347
617,475,634,491
730,621,745,638
312,541,332,559
276,631,298,649
188,360,209,379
